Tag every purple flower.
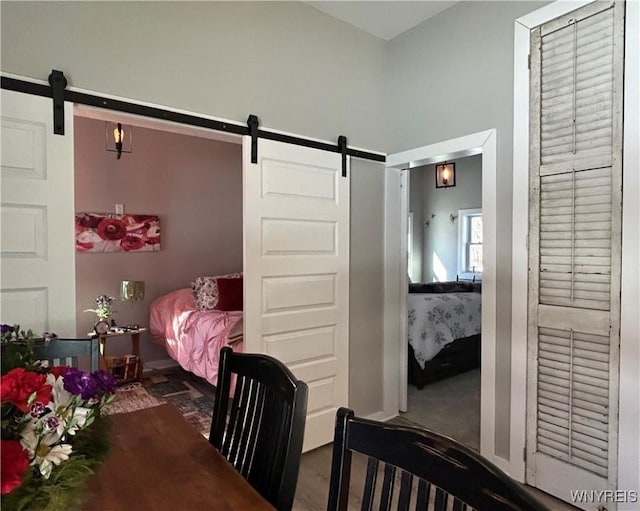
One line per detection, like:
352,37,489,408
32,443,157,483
29,402,47,418
63,368,99,400
92,370,117,395
43,332,58,340
44,416,60,431
1,324,13,335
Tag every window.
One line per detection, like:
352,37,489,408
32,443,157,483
458,208,482,279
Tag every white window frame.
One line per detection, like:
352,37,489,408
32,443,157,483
457,208,482,280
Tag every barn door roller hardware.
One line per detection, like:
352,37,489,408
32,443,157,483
48,70,67,135
338,135,348,177
1,70,386,165
247,114,259,164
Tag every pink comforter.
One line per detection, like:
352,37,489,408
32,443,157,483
149,288,243,386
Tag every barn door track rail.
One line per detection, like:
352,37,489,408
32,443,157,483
1,70,385,173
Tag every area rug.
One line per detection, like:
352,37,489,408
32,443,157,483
102,384,163,415
103,371,216,438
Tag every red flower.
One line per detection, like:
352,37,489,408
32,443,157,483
49,366,71,379
77,213,103,229
132,215,156,222
0,368,52,412
96,218,126,241
1,440,29,495
120,235,144,251
76,241,94,251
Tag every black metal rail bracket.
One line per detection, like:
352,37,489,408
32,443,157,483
48,70,67,135
338,135,348,177
247,114,259,163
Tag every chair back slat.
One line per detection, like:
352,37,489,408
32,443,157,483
452,497,466,511
209,347,308,511
236,378,256,475
362,457,378,511
32,338,99,372
433,487,448,511
328,408,550,511
397,471,412,511
379,464,396,511
415,479,431,511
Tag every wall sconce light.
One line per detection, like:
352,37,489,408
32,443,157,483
435,162,456,188
120,280,145,302
120,280,145,329
106,122,132,159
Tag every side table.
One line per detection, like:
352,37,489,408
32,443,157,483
88,327,146,383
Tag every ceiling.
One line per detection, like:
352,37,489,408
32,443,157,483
305,1,459,41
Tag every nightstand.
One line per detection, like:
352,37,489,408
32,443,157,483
89,327,146,383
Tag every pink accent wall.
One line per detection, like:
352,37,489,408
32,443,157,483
74,116,242,363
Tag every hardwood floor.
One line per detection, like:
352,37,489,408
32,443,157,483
294,445,382,511
164,368,578,511
292,444,333,511
294,441,580,511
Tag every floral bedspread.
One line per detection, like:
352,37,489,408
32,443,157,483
408,292,481,369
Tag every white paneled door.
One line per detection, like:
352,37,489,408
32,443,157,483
526,2,624,509
1,89,76,336
243,137,349,452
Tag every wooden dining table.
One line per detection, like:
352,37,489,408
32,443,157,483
82,404,276,510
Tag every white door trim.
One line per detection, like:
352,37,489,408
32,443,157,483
511,0,640,487
619,0,640,498
384,129,500,469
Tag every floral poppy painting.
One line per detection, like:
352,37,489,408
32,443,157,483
75,213,161,252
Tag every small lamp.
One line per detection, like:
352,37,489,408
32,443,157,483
120,280,145,302
106,121,132,159
435,161,456,188
120,280,145,329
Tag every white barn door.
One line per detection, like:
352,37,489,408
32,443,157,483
526,1,624,508
243,137,349,452
1,89,76,336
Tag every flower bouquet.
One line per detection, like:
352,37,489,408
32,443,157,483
0,325,117,511
84,295,115,322
0,325,58,376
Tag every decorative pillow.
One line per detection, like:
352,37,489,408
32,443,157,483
216,277,243,312
191,272,242,310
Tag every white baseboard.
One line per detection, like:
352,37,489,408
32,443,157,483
143,358,179,373
364,410,399,422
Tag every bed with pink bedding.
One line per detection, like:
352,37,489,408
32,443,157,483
149,288,243,386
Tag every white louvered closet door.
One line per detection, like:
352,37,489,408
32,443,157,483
526,1,624,508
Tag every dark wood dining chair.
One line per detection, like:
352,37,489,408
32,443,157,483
327,407,550,511
32,337,100,372
209,346,308,511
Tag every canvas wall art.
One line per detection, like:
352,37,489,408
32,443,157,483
75,213,161,252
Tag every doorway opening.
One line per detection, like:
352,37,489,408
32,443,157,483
72,105,244,376
384,129,502,468
403,154,483,450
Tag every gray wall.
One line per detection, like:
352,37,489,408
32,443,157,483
1,1,387,417
74,117,243,363
412,155,482,283
349,160,385,415
385,1,548,458
0,1,387,150
1,0,555,437
408,166,424,282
